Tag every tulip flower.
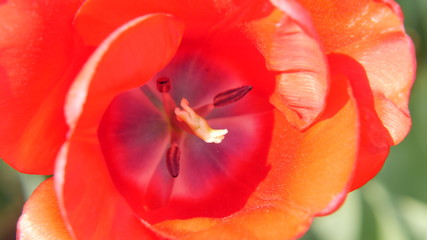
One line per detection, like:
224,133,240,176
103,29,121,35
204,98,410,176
0,0,415,239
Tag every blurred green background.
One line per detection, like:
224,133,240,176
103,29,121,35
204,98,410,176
0,0,426,239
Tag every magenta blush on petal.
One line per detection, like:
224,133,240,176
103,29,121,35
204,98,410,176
98,88,171,212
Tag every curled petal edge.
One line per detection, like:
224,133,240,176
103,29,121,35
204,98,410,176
55,13,184,239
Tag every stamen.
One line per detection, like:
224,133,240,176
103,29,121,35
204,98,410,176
175,98,228,143
166,144,180,178
213,85,252,107
155,76,176,115
156,77,171,93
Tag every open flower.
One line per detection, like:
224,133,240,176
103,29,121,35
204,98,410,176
0,0,415,239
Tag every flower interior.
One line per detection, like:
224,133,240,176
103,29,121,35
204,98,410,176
98,38,276,223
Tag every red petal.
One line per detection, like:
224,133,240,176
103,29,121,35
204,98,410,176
246,8,328,129
73,0,266,46
154,73,359,238
17,178,72,240
74,0,278,46
56,140,164,240
297,0,415,144
56,14,183,239
0,0,91,174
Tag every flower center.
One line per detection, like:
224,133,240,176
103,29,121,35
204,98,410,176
175,98,229,144
154,76,252,178
97,49,275,223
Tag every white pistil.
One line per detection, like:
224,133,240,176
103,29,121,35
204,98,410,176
175,98,228,144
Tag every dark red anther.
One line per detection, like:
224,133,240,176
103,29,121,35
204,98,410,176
156,77,171,93
166,144,180,178
213,85,253,107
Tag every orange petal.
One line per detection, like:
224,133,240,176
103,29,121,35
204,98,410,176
297,0,415,144
327,53,399,190
352,32,414,144
374,0,404,19
17,178,72,240
0,0,91,174
156,206,311,240
154,74,359,238
55,14,183,239
247,7,328,129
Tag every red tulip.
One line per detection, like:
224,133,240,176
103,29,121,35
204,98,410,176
0,0,415,239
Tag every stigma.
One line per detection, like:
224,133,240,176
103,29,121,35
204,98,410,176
175,98,228,143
